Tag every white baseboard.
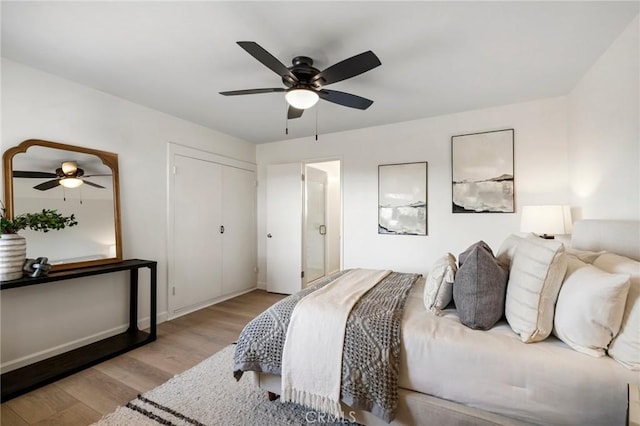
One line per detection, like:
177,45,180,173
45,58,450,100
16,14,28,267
0,311,169,374
257,281,266,290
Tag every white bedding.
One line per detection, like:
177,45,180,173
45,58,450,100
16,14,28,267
399,278,639,426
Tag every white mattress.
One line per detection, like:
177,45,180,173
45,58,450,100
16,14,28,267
399,279,640,425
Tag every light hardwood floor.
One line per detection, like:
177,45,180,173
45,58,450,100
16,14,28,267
0,290,285,426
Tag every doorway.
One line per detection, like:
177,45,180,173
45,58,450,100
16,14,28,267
265,160,341,293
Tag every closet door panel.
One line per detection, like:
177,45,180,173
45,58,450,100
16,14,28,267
222,166,256,295
172,154,223,313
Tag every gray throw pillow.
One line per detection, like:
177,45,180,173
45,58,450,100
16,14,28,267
453,241,508,330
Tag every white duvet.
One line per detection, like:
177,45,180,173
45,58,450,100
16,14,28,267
399,279,639,425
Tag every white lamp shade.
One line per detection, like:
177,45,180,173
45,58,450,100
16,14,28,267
520,205,572,235
59,177,83,188
285,88,319,109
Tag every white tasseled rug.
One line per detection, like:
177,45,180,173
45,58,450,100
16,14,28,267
94,345,357,426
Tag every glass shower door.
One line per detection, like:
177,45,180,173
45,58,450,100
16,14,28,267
304,166,327,284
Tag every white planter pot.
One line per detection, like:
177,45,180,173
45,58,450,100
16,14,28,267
0,234,26,281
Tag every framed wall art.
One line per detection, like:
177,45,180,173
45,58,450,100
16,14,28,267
378,162,428,235
451,129,514,213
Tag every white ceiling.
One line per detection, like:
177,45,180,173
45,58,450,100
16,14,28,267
2,1,638,144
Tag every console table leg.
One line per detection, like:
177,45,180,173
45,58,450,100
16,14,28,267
128,269,139,333
150,264,157,339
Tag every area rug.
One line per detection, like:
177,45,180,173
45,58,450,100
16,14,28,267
94,345,358,426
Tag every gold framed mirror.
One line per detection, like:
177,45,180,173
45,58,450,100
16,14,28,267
3,139,123,271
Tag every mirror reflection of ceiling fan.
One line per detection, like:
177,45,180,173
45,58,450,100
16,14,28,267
13,161,111,191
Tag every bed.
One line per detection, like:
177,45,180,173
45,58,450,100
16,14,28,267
235,220,640,425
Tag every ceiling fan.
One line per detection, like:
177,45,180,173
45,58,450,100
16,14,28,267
13,161,110,191
220,41,381,119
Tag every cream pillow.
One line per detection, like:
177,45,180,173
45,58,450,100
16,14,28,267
594,253,640,370
553,257,630,357
565,247,606,264
495,233,537,268
424,253,457,314
505,237,568,343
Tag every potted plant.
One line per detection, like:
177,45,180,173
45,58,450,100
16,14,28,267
0,204,78,281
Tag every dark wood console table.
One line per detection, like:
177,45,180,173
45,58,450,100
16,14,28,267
0,259,157,402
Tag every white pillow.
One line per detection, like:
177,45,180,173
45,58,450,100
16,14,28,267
594,253,640,370
495,233,536,268
553,257,630,357
505,237,568,343
424,253,457,314
565,247,606,264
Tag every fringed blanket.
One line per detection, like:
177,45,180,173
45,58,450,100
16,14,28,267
233,270,420,423
281,269,392,419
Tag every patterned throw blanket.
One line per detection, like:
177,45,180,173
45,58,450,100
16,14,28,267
233,270,420,423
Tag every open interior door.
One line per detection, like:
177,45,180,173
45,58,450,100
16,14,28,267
266,163,303,294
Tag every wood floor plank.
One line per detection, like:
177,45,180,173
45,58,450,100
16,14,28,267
156,329,227,358
0,289,285,425
0,404,29,426
4,383,79,424
55,368,139,415
93,354,173,393
32,402,102,426
125,337,207,376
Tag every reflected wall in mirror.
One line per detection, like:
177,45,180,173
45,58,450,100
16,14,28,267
3,139,122,271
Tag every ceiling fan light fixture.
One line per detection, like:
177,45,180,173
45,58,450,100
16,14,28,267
59,177,83,188
285,88,319,110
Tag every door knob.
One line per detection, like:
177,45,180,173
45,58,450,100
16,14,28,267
267,233,272,238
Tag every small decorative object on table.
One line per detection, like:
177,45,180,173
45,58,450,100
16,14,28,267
23,257,52,277
0,204,77,281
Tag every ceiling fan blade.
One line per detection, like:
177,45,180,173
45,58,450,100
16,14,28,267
83,174,112,178
312,51,381,86
220,88,285,96
13,171,57,179
83,180,105,189
318,89,374,110
287,106,304,119
236,41,298,84
33,179,60,191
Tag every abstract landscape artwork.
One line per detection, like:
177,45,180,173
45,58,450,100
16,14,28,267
378,162,427,235
451,129,514,213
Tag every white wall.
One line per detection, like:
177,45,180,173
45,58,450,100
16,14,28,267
0,59,255,371
567,16,640,221
257,97,570,283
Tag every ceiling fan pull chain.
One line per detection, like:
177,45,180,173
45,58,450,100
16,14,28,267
285,102,289,135
63,186,66,202
315,105,318,141
79,187,83,205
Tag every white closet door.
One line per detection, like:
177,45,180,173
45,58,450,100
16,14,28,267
172,154,223,313
266,163,302,294
222,166,256,295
